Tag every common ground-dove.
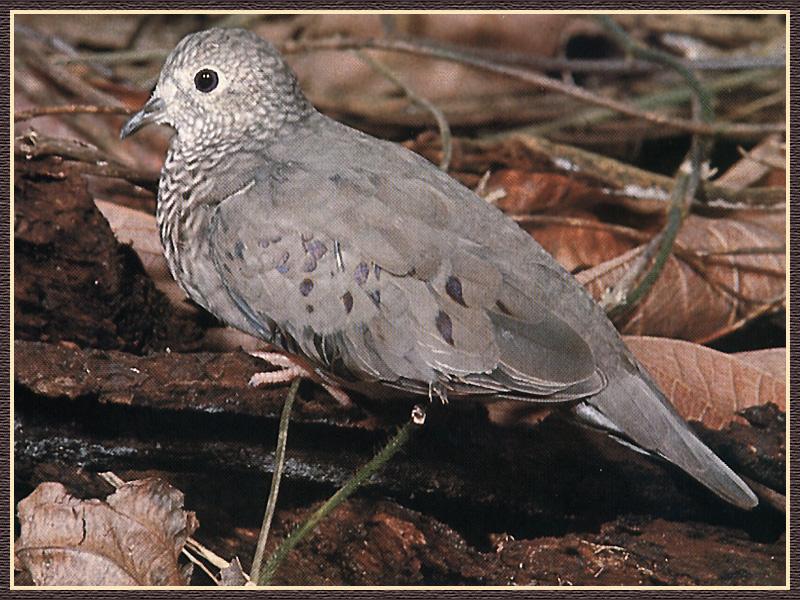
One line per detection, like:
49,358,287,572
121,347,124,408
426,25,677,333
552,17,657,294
121,28,757,509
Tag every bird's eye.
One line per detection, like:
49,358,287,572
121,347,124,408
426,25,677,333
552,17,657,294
194,69,219,93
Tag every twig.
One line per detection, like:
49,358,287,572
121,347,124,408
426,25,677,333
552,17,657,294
14,22,115,79
16,37,136,166
52,47,171,65
597,16,714,123
14,104,133,122
693,245,785,258
727,89,786,121
184,538,236,572
15,131,159,191
355,50,452,171
600,174,689,313
459,48,784,74
249,378,301,582
515,215,784,286
609,159,704,318
514,67,777,137
474,134,784,210
612,13,785,47
279,36,783,138
181,547,221,585
736,145,786,171
98,471,125,488
513,214,652,243
740,475,785,514
53,44,785,74
257,406,424,585
715,134,784,190
43,36,783,139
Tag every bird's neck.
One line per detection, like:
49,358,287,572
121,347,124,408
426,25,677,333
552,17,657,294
155,109,319,293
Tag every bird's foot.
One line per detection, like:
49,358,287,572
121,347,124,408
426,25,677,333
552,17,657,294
428,381,449,404
247,351,353,407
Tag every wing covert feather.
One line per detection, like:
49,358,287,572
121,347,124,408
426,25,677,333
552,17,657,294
206,152,604,402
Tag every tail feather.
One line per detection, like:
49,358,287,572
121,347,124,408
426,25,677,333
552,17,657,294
574,369,758,510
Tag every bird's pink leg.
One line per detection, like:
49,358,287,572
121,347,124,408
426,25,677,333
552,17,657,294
247,351,352,407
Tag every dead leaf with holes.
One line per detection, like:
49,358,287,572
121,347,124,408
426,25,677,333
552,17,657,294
577,213,785,343
625,336,785,429
15,478,198,586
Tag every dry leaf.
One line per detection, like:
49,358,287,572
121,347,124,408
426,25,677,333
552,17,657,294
275,14,579,102
16,479,198,586
624,336,785,429
733,347,786,381
578,214,785,342
715,134,785,190
253,14,603,133
219,557,249,586
524,210,640,272
485,169,595,214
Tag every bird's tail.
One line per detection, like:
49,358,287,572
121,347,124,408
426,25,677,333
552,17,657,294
573,365,758,510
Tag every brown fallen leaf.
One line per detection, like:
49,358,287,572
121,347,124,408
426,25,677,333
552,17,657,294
218,557,250,586
523,210,641,272
624,336,785,430
733,347,786,381
578,213,785,342
257,14,592,130
484,169,600,214
715,134,785,190
16,479,198,586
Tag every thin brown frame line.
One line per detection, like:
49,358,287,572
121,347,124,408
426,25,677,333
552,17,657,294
7,7,791,591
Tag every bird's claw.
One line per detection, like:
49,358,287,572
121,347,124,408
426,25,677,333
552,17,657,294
247,351,352,407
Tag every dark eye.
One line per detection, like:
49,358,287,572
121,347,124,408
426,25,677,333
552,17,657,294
194,69,219,93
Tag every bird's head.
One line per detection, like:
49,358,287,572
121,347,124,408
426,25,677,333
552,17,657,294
121,28,311,149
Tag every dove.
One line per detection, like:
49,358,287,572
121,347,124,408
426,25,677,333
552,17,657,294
121,27,757,509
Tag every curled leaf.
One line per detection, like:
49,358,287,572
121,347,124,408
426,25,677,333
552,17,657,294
16,479,198,586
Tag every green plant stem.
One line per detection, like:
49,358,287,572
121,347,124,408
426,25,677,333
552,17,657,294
519,68,774,137
249,378,301,581
597,17,714,318
634,139,704,303
257,418,418,585
597,15,714,123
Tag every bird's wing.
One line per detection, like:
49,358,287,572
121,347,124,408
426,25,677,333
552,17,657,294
207,149,605,402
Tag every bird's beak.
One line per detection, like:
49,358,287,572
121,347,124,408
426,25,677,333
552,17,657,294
120,96,166,139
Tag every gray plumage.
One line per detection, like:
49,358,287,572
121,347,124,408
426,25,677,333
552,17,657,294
121,28,757,509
